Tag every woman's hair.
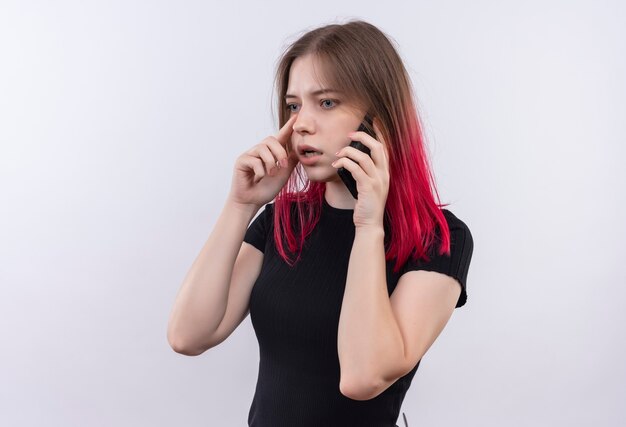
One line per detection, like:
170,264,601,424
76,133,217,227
270,19,451,273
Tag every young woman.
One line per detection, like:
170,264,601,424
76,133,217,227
168,20,474,427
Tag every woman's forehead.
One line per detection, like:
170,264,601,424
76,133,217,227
288,54,332,88
286,54,366,111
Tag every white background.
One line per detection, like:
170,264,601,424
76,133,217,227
1,1,624,426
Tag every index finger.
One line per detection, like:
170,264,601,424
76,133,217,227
275,113,298,146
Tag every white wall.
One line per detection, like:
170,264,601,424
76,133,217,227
1,0,624,426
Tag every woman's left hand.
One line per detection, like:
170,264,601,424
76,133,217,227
331,119,390,230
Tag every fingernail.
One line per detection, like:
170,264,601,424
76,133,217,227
280,158,288,168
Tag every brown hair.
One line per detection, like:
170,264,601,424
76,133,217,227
270,19,450,273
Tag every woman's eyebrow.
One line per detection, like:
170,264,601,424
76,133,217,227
284,89,342,99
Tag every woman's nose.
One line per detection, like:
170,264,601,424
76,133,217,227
292,112,313,134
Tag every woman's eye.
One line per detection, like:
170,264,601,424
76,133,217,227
285,99,339,112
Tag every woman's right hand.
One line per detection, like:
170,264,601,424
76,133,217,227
227,114,300,210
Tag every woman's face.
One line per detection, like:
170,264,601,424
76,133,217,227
286,54,366,182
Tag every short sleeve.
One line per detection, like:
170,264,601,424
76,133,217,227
399,210,474,308
243,202,274,253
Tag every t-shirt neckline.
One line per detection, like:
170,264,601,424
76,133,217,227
322,197,354,217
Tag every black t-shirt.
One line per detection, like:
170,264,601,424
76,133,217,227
243,197,474,427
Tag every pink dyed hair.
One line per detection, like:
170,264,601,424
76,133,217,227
270,20,450,273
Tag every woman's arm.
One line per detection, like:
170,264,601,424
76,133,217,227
337,226,405,398
167,200,259,355
337,226,460,400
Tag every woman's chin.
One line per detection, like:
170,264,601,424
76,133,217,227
303,170,341,183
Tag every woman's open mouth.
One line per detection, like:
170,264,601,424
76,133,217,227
298,151,323,164
302,150,322,157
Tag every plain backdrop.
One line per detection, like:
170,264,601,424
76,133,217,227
1,1,624,426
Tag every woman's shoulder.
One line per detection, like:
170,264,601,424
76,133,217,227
438,209,474,264
440,208,471,234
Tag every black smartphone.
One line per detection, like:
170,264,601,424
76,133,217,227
337,114,376,199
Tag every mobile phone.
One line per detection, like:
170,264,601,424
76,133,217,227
337,114,376,199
